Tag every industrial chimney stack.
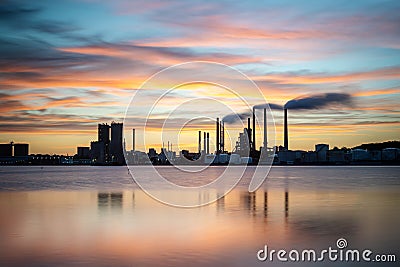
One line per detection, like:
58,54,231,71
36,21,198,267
263,108,267,148
198,131,202,153
220,120,225,153
216,118,220,154
284,108,288,150
132,128,135,151
252,108,256,152
206,132,209,154
203,132,206,153
247,117,252,152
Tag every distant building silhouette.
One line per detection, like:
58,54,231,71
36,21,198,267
90,141,104,164
90,123,110,164
98,123,110,162
110,122,124,164
0,143,12,157
14,144,29,156
98,123,110,143
0,142,29,157
90,122,124,165
77,147,90,158
315,144,329,162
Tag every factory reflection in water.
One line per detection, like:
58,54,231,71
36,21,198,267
1,185,397,266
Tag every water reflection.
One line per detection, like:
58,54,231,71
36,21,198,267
216,194,224,213
264,191,268,218
242,191,257,216
285,191,289,219
96,191,137,217
97,192,124,213
239,190,289,220
97,192,109,207
0,188,399,266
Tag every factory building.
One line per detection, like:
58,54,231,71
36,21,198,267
98,123,110,143
315,144,329,162
327,150,345,163
278,150,304,164
234,118,252,157
0,143,13,157
90,141,106,164
382,148,400,161
351,149,369,161
110,122,124,165
77,147,90,158
91,123,110,164
14,144,29,157
0,142,29,157
368,150,382,161
14,144,29,156
90,122,125,165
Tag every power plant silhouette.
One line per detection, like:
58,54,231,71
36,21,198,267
1,93,399,165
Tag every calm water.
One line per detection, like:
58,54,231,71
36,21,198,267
0,166,399,266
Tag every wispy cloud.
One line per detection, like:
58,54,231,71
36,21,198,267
253,66,400,85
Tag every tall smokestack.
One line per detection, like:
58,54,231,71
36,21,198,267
216,118,220,154
222,121,225,153
284,108,288,150
253,108,256,151
206,132,209,154
247,117,251,150
220,121,224,153
263,108,267,148
132,128,135,151
198,131,202,153
203,132,206,153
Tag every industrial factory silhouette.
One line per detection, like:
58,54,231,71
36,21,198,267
1,109,399,165
1,93,399,166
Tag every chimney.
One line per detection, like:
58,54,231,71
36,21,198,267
284,108,288,150
206,132,209,154
220,121,225,153
222,122,225,153
263,108,267,148
132,128,135,151
247,117,251,149
253,108,256,151
198,131,202,153
216,118,220,154
203,131,206,153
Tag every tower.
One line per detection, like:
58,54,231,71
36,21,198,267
110,122,124,165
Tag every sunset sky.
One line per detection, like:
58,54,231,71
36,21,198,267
1,0,399,155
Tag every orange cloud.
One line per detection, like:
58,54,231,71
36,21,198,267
58,44,263,67
353,87,400,97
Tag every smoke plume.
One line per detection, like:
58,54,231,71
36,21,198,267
222,112,251,124
253,103,283,110
284,93,352,110
222,103,283,124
